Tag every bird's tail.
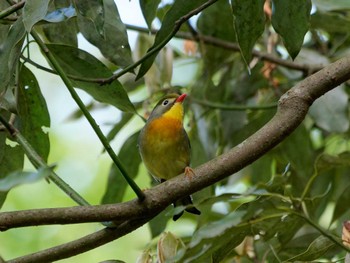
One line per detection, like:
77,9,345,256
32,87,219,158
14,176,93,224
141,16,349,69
173,195,201,221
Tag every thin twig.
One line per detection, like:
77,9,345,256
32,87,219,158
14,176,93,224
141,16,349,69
0,115,90,206
104,0,219,84
30,30,145,200
0,0,25,19
125,24,325,74
190,96,277,111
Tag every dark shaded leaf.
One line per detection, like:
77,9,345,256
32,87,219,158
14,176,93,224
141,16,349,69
197,0,235,74
46,44,135,113
332,183,350,223
74,0,104,37
0,17,26,93
311,11,350,34
101,132,141,204
148,207,171,238
177,211,249,262
136,0,209,80
17,65,50,162
309,85,349,133
76,0,132,67
0,166,51,192
106,113,134,142
140,0,161,30
23,0,50,32
271,0,311,59
286,235,336,261
231,0,265,64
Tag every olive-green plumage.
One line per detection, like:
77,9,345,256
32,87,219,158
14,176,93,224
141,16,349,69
138,93,200,221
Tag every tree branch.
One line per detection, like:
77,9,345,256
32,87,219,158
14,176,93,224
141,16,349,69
2,56,350,262
125,24,325,74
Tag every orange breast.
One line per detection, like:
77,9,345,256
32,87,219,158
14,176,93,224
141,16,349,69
146,116,183,141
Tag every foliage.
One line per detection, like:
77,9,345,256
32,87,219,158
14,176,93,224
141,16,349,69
0,0,350,262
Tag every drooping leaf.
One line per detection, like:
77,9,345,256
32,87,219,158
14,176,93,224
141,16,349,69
101,132,141,204
148,207,172,238
197,0,236,74
106,113,134,143
74,0,104,37
76,0,132,67
286,235,336,261
271,0,312,59
231,0,265,64
46,44,135,113
0,167,51,192
0,116,24,207
0,17,26,93
17,65,50,162
157,232,185,262
140,0,161,30
309,85,349,133
136,0,209,80
42,3,78,46
22,0,50,32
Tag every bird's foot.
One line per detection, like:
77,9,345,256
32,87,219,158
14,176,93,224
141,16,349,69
185,166,195,179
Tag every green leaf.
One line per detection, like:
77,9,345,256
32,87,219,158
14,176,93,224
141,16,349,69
46,44,135,113
44,5,76,22
271,0,311,59
286,235,336,261
0,119,24,207
0,167,51,192
309,85,349,133
140,0,161,30
101,132,141,204
311,11,350,34
0,17,26,93
197,0,236,74
136,0,209,80
231,0,265,64
312,0,350,11
106,113,134,143
332,184,350,223
17,65,51,162
23,0,50,32
77,0,132,67
74,0,104,37
177,211,249,262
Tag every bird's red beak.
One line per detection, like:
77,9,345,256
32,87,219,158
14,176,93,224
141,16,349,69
176,93,187,103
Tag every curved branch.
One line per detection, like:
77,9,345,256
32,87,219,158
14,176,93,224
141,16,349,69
125,24,325,74
2,56,350,262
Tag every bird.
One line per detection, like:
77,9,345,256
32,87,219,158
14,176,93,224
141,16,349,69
138,93,201,221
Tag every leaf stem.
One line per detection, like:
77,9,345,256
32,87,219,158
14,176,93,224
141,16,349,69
0,115,90,206
30,30,145,200
0,0,25,19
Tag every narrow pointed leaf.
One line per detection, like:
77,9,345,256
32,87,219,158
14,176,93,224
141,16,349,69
0,17,26,93
140,0,161,29
46,44,135,113
77,0,132,67
17,65,51,162
101,132,141,204
74,0,104,37
231,0,265,64
0,167,51,192
136,0,209,80
271,0,311,59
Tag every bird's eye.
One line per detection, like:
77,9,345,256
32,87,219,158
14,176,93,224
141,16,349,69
162,99,169,106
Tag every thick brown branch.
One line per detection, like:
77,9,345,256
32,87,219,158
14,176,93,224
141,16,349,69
1,57,350,230
2,56,350,262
